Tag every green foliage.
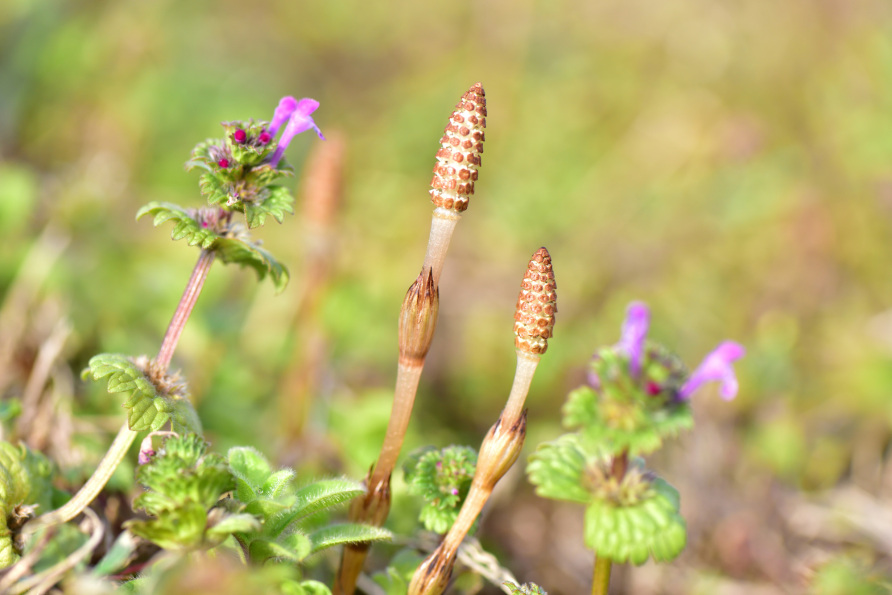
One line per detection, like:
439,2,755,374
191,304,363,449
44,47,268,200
227,447,391,565
136,202,218,249
186,126,296,229
504,581,548,595
567,345,693,457
371,549,426,595
526,434,600,504
583,478,686,565
82,354,201,434
0,442,54,568
136,202,290,291
125,433,258,550
403,445,477,534
528,434,686,564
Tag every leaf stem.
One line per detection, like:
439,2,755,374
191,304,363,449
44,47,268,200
27,422,137,531
591,555,612,595
154,249,216,373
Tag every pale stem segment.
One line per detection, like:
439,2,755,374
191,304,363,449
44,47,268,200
27,422,136,531
370,362,424,485
421,208,461,286
502,351,540,428
155,249,216,373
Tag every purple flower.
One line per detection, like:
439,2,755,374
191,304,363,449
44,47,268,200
268,96,299,136
269,97,325,167
618,302,650,378
679,341,745,401
138,448,155,465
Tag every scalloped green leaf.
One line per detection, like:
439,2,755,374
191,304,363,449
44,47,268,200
185,138,224,173
526,434,596,504
583,478,686,565
216,236,289,292
404,445,477,534
244,185,294,229
126,500,208,551
307,523,391,555
137,202,218,249
199,172,231,207
564,384,693,457
83,354,201,434
0,442,54,569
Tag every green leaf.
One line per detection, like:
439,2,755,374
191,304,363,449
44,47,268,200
228,447,273,492
199,172,231,207
244,185,294,228
261,469,296,498
526,435,596,504
290,479,364,524
83,354,201,434
126,501,208,551
0,442,55,569
136,202,219,249
307,523,391,555
404,445,477,534
206,513,262,539
216,235,289,292
583,478,686,565
248,534,310,563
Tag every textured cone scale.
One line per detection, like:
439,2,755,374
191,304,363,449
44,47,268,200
430,83,486,213
514,247,557,354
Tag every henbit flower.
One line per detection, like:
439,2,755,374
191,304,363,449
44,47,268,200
269,98,325,167
268,96,299,136
679,341,745,401
233,129,247,143
619,301,650,378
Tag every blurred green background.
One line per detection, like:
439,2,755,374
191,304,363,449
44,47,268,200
3,0,892,592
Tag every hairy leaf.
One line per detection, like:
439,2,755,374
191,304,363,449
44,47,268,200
244,185,294,228
83,354,201,434
307,523,391,555
136,202,218,249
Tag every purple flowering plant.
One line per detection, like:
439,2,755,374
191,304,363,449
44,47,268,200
528,301,744,593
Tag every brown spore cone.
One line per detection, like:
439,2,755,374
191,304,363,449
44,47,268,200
430,83,486,213
514,247,557,355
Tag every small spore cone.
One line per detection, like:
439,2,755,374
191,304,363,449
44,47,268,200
430,83,486,213
514,247,557,355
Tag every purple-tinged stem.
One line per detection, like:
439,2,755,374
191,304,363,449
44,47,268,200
155,249,215,373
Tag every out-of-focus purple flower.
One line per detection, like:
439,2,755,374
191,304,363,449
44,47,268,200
679,341,745,401
138,448,155,465
619,301,650,378
269,97,324,167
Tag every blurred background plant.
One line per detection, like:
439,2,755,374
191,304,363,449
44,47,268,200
3,0,892,592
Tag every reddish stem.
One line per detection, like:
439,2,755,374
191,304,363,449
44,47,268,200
154,249,215,372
